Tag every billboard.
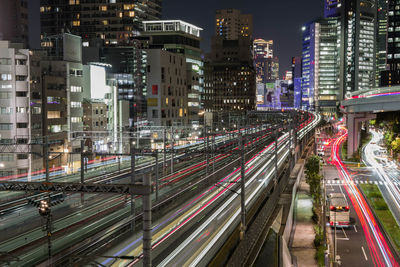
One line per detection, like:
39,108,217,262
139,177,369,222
90,65,108,99
63,34,82,62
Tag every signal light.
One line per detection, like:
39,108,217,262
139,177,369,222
38,200,50,216
330,206,336,211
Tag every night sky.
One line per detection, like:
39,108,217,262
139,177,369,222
29,0,324,76
163,0,323,77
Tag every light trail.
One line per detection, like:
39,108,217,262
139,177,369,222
331,128,399,267
363,130,400,224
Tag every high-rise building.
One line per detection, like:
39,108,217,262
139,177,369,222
253,39,276,83
141,20,203,126
324,0,341,17
40,0,162,45
380,0,400,86
253,39,273,58
205,9,256,120
204,36,256,112
325,0,377,93
146,49,188,126
301,18,341,115
0,41,42,177
40,33,84,170
215,9,253,40
0,0,29,47
376,0,388,85
292,56,302,79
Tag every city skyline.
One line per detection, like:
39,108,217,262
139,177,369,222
28,0,324,76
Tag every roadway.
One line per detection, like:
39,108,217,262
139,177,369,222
328,127,399,267
324,165,375,267
362,129,400,225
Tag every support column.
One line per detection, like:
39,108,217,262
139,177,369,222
346,112,376,159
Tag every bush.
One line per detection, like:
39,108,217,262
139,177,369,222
316,245,326,267
372,198,388,210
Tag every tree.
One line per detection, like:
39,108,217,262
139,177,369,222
305,155,321,177
391,137,400,154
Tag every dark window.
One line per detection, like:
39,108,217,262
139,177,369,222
17,154,28,160
16,91,27,97
17,123,28,128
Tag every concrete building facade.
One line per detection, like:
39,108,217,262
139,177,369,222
146,49,188,126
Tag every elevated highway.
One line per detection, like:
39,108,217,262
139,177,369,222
341,86,400,158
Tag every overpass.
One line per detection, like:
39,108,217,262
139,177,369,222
341,86,400,158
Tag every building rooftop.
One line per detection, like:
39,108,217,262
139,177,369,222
142,20,203,37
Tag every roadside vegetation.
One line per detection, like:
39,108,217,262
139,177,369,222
305,155,325,266
370,111,400,161
360,184,400,252
341,129,371,166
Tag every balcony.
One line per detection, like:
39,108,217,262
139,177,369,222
15,97,28,107
15,65,28,76
16,81,28,91
16,113,29,122
16,128,29,136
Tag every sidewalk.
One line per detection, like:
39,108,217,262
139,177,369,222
290,172,318,267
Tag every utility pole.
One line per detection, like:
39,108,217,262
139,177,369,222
142,173,152,267
155,150,159,202
206,127,209,176
274,129,279,185
44,136,49,183
130,138,136,232
163,128,167,175
334,211,337,265
171,127,174,175
212,133,215,175
239,132,246,240
80,139,84,184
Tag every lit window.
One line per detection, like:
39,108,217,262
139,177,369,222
100,5,107,11
71,102,82,108
47,111,60,119
129,11,135,17
71,117,82,123
71,86,82,92
102,20,108,25
124,4,134,10
72,21,80,26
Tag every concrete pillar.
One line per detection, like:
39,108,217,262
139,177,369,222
346,113,376,159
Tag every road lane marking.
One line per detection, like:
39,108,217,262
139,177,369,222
361,246,368,261
353,225,358,232
341,227,348,240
